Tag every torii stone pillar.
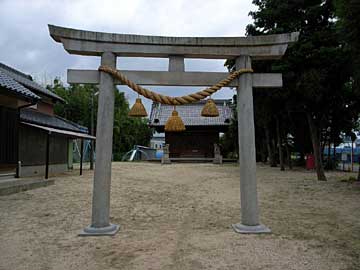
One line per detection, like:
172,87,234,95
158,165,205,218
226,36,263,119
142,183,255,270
80,52,120,236
232,56,271,233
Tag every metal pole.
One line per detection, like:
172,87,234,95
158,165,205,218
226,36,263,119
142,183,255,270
80,139,84,175
90,91,94,170
351,141,354,172
45,132,50,179
15,108,20,178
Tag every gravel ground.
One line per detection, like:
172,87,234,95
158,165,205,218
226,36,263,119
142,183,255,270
0,162,359,270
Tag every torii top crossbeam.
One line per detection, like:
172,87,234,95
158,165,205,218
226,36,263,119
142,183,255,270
49,25,298,60
48,25,298,89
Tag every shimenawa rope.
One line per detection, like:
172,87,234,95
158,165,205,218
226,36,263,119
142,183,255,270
98,65,253,105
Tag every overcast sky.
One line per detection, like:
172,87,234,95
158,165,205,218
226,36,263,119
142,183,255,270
0,0,255,110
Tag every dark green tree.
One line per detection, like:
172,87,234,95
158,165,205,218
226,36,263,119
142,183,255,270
335,0,360,180
225,0,360,181
335,0,360,90
220,95,239,158
51,78,97,128
49,79,152,161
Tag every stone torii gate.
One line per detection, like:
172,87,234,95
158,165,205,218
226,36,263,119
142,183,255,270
49,25,298,236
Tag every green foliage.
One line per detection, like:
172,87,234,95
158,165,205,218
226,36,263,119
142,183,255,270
335,0,360,91
50,79,96,128
113,97,152,160
223,0,360,170
48,79,152,160
220,95,238,158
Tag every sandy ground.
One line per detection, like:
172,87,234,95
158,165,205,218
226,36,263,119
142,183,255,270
0,163,359,270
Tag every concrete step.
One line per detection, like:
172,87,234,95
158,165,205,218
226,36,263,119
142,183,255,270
0,172,16,181
0,178,54,196
171,158,213,163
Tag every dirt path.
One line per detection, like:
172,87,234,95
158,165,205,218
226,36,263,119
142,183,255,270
0,163,359,270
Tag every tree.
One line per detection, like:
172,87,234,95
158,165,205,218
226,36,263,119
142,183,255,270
335,0,360,180
51,79,97,129
49,79,152,161
225,0,360,180
335,0,360,90
220,95,239,158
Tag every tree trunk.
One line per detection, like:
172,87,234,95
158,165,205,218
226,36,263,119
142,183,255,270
90,92,94,170
285,142,292,169
306,112,327,181
351,140,354,172
265,125,277,167
300,152,305,166
261,139,267,164
276,117,285,171
271,138,278,167
333,140,337,166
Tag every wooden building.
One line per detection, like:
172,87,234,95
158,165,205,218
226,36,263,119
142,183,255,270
0,62,93,178
149,99,232,158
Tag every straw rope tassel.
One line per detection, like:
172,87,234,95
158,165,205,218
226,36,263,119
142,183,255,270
128,97,147,117
201,98,219,117
165,107,186,132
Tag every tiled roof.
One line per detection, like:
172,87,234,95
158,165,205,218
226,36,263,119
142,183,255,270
0,70,40,100
0,63,64,102
149,99,233,127
20,108,88,134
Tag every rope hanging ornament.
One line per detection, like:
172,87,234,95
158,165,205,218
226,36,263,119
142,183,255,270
164,107,186,132
98,65,253,131
128,97,147,117
201,98,219,117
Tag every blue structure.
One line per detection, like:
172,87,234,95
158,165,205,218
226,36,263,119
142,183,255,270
323,144,360,164
122,145,158,161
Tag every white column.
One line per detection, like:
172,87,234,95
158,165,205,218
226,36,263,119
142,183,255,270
80,52,120,236
232,55,271,234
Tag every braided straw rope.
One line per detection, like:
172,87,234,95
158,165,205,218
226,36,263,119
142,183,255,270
98,65,253,105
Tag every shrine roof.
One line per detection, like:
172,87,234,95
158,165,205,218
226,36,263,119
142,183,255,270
20,108,88,134
0,69,40,101
149,99,233,128
0,63,64,102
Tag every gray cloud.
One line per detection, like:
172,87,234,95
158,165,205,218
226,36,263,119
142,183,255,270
0,0,254,110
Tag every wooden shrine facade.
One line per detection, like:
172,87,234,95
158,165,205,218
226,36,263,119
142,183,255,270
149,100,232,158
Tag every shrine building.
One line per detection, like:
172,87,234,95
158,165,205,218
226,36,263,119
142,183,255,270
149,99,232,158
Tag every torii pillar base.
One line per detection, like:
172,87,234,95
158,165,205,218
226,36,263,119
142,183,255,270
232,223,271,234
79,224,120,236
